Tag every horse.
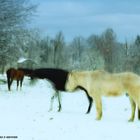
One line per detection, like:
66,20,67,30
6,68,24,91
28,68,68,112
65,70,140,121
28,68,93,113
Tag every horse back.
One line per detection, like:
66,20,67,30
32,68,69,91
6,68,24,80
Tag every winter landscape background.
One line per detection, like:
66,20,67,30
1,0,140,139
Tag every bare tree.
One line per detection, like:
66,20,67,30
0,0,36,72
51,32,66,68
88,28,117,72
127,35,140,73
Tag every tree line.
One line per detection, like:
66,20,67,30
0,0,140,74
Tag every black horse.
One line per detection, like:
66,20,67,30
18,68,93,113
30,68,69,112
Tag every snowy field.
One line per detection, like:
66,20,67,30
0,74,140,140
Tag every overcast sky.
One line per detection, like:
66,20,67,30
31,0,140,42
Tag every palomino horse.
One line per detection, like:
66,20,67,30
65,70,140,121
6,68,24,91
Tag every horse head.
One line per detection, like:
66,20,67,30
65,71,78,92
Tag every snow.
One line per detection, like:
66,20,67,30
0,74,140,140
17,57,27,63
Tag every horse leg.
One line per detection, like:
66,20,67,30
49,92,56,112
17,80,19,90
86,94,93,114
49,91,62,112
128,97,136,122
138,108,140,120
7,77,11,91
94,96,102,120
9,78,13,91
20,77,24,90
57,91,62,112
137,99,140,120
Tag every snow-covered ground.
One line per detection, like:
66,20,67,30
0,74,140,140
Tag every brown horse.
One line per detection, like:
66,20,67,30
6,68,24,91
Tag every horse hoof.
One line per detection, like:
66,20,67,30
48,109,52,112
86,111,90,114
96,117,101,121
128,118,134,122
49,117,53,120
57,108,61,112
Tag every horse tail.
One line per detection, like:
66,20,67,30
6,69,11,91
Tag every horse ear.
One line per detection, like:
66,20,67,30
68,71,74,79
68,72,72,77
